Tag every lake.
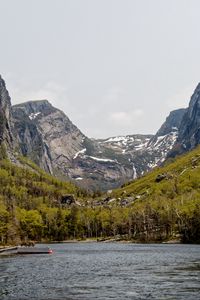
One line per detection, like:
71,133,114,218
0,243,200,299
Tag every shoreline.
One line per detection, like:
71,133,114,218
3,237,197,248
38,237,182,244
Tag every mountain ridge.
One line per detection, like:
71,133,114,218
1,75,200,190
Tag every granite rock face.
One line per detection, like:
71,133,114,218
12,101,135,190
12,101,53,173
156,108,186,137
146,108,186,165
0,76,14,155
12,100,85,175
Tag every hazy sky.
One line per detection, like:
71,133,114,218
1,0,200,138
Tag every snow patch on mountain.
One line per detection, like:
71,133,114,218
29,112,41,120
75,177,83,181
132,164,137,179
88,156,117,163
103,136,134,144
73,148,86,159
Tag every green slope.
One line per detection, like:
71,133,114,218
0,157,87,245
107,146,200,243
114,145,200,200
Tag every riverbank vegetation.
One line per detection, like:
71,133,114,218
0,147,200,245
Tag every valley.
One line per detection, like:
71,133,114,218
0,75,200,244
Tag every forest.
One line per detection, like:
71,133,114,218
0,147,200,245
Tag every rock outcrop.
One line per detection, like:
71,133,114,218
12,101,53,173
146,108,186,165
0,76,14,158
156,108,186,137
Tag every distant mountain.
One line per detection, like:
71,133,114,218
12,100,187,190
146,108,186,166
12,100,134,190
1,74,200,191
155,108,186,137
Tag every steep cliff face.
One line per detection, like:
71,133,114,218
12,102,52,173
0,75,14,157
176,83,200,152
13,100,86,173
145,108,186,165
12,101,133,190
156,108,186,137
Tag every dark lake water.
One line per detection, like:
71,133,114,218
0,243,200,300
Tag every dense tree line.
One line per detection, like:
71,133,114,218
0,147,200,245
1,196,200,244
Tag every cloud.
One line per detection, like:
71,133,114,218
109,109,144,126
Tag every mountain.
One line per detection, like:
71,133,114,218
97,108,187,177
1,74,200,191
155,108,186,137
145,108,186,166
12,97,187,191
12,100,134,191
12,100,187,190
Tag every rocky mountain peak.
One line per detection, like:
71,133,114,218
13,99,55,119
156,108,186,137
175,83,200,152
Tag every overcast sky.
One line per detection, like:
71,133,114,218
0,0,200,138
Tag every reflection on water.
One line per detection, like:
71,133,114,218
0,243,200,299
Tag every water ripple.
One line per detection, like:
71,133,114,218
0,243,200,299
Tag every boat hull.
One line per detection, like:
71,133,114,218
17,247,52,254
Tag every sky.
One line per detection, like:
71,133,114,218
0,0,200,138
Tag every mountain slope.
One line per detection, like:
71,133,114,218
94,146,200,242
12,101,134,190
113,145,200,200
145,108,186,167
0,156,86,244
155,108,186,137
